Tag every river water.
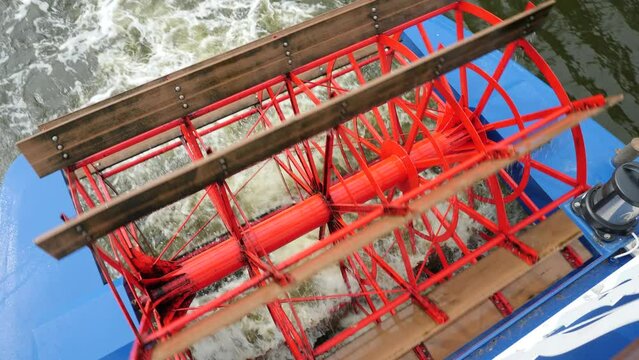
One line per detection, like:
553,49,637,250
0,0,637,358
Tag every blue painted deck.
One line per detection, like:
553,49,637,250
0,156,134,359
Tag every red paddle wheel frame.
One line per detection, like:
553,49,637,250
56,2,602,359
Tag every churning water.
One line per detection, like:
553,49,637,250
0,0,347,179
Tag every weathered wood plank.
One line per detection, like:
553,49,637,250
34,2,557,260
329,210,583,360
426,240,591,359
76,45,379,178
426,301,502,359
19,0,458,177
615,338,639,360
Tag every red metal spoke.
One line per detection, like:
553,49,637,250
336,126,388,205
267,85,291,124
481,104,567,132
457,201,500,233
327,56,389,145
510,187,587,234
362,247,448,322
392,228,419,285
498,168,540,214
471,42,518,119
321,131,334,196
433,75,488,152
351,112,385,145
337,122,382,156
530,159,579,186
335,126,356,174
456,9,469,109
430,200,459,242
431,208,470,257
292,143,318,189
289,73,321,107
417,22,435,54
414,244,436,282
344,256,381,319
94,171,144,250
154,191,208,263
351,251,394,309
169,210,220,260
487,175,511,231
376,40,404,142
280,149,313,187
168,162,274,260
223,181,250,225
405,83,435,153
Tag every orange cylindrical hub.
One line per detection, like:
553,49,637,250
154,131,466,299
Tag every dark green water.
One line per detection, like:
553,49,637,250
473,0,639,141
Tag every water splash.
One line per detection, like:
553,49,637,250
0,0,347,180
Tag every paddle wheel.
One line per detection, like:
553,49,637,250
18,1,618,359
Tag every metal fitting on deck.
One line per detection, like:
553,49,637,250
613,138,639,167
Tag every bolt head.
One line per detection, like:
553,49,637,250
175,86,181,92
182,103,189,109
574,201,581,208
372,7,377,12
373,15,378,20
51,135,59,142
56,144,64,150
179,94,185,100
374,24,380,29
285,51,291,56
603,233,612,240
62,152,69,159
288,59,293,65
283,41,288,47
